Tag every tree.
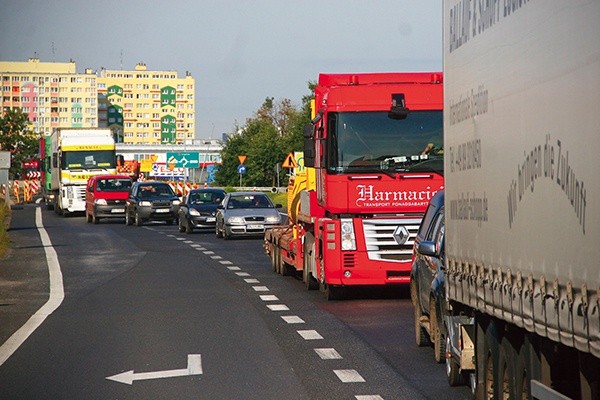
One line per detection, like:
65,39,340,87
0,109,39,178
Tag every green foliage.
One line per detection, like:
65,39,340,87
0,109,39,178
215,83,314,187
0,199,10,258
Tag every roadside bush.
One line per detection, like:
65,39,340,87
0,199,10,258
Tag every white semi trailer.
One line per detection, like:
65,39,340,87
442,1,599,399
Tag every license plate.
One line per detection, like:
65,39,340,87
206,217,216,222
247,224,264,230
111,208,125,213
155,208,170,213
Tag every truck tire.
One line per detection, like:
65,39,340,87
482,321,501,400
430,297,445,363
303,233,318,290
411,282,430,347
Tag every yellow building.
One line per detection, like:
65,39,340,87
0,58,98,135
97,63,195,144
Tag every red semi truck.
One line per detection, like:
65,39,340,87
265,72,444,299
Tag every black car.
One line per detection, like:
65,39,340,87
178,188,226,234
410,190,446,363
125,181,181,226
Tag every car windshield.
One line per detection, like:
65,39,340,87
227,194,273,209
96,178,131,192
139,184,174,197
189,191,223,205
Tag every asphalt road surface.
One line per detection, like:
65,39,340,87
0,203,472,400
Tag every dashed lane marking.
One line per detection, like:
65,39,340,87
252,286,269,292
281,316,304,324
334,369,366,383
244,278,260,283
210,255,222,259
219,260,233,265
355,396,384,400
266,304,290,311
227,266,241,271
297,330,323,340
314,348,343,360
235,272,251,277
259,295,279,301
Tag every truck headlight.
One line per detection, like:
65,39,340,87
341,218,356,251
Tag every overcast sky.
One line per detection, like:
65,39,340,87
0,1,442,139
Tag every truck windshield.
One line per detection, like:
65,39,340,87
326,111,443,174
61,150,116,169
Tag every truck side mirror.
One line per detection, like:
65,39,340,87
303,124,315,168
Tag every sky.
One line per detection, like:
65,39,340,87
0,0,442,139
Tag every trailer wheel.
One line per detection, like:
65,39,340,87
269,244,278,272
482,321,501,400
446,334,465,386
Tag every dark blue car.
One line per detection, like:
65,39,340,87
178,188,226,234
410,190,446,363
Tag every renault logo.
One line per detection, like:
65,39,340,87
393,226,409,245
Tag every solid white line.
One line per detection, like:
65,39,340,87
0,207,64,366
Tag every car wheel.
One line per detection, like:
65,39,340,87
93,214,100,224
135,211,143,226
216,223,223,238
178,218,186,233
223,227,231,240
125,210,133,226
430,297,445,363
411,281,430,347
185,220,193,234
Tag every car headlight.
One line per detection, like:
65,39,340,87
172,199,181,205
265,215,281,224
341,218,356,251
95,199,107,206
227,216,245,225
139,200,152,206
189,208,200,216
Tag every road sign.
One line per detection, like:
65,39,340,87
238,155,247,164
166,152,200,168
282,152,298,168
237,164,247,174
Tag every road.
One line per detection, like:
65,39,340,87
0,203,472,400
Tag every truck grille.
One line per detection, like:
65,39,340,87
362,218,422,263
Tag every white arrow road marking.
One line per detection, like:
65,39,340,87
106,354,203,385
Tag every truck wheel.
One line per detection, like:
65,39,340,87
302,233,318,290
135,211,143,226
482,321,501,400
430,298,445,363
411,282,430,347
446,334,465,386
269,244,278,272
324,285,345,300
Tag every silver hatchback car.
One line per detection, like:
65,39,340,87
215,192,283,239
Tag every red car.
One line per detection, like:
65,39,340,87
85,174,132,224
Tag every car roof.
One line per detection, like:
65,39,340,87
228,191,268,196
90,174,132,180
190,188,226,193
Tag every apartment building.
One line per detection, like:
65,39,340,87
97,63,195,145
0,58,98,135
